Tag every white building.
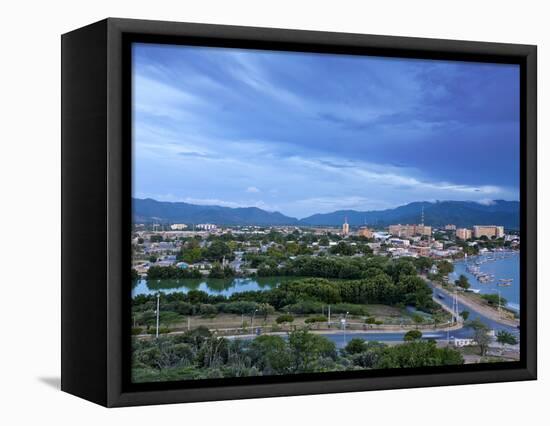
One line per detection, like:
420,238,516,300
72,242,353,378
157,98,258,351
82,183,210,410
196,223,217,231
432,241,444,250
389,238,410,247
453,338,475,347
389,247,416,258
170,223,188,230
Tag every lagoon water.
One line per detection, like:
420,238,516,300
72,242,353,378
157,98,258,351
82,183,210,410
132,276,290,297
133,251,520,311
449,251,520,311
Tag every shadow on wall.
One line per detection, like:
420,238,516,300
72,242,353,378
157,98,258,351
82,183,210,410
38,377,61,390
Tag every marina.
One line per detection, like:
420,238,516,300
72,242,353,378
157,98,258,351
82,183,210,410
450,250,520,311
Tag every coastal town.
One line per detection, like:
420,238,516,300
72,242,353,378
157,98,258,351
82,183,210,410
132,214,519,278
131,209,521,382
128,43,522,384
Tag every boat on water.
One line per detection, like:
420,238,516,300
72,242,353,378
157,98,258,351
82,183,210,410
498,278,513,287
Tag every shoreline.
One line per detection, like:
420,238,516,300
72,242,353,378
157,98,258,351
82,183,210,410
428,278,519,328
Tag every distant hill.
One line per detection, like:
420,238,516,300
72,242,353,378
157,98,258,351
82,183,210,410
133,198,520,229
133,198,298,226
298,200,520,229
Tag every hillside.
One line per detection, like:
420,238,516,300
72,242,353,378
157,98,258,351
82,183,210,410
133,198,298,226
299,200,520,229
133,198,520,229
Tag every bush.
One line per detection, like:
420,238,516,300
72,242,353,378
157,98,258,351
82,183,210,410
148,327,171,335
217,301,259,314
198,304,218,316
283,300,323,314
305,315,328,324
404,330,423,341
345,338,368,354
331,303,370,316
169,301,194,315
276,314,294,324
481,293,507,307
131,327,143,335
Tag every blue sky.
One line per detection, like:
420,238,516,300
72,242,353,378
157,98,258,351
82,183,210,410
132,43,519,219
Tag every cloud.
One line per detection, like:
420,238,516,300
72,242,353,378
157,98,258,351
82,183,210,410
294,196,391,213
288,155,504,197
178,151,216,159
182,197,281,212
132,44,519,218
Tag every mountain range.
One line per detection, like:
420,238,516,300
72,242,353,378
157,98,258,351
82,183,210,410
133,198,520,229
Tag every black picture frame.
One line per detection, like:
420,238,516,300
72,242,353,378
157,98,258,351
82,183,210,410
61,17,537,407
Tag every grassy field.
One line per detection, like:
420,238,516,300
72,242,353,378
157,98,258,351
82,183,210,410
134,303,453,337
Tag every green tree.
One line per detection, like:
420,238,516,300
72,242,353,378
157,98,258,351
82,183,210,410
180,247,203,264
414,257,434,273
460,310,470,321
205,240,232,262
387,260,417,282
404,330,423,341
207,263,234,279
375,340,463,369
258,303,275,321
411,313,424,328
249,335,292,374
496,330,518,346
455,274,470,290
437,260,454,275
288,329,336,373
329,241,356,256
466,319,491,356
345,338,368,354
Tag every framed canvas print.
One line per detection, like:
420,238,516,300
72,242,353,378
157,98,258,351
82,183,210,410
61,18,537,407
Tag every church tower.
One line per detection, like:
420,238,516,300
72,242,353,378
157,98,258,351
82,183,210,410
342,216,350,236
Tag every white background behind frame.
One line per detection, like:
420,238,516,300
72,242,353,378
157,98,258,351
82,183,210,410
0,0,546,425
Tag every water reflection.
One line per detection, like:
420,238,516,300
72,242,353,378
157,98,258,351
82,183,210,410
132,276,295,297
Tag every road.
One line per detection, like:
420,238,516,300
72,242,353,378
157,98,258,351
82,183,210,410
318,280,520,348
226,279,520,349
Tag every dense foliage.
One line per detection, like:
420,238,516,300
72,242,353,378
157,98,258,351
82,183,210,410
133,266,437,329
147,265,202,279
480,293,508,307
132,327,463,382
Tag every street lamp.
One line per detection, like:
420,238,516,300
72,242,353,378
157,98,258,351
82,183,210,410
251,309,259,335
155,292,160,338
343,311,349,346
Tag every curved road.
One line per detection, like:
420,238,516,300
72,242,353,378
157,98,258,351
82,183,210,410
317,283,519,348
